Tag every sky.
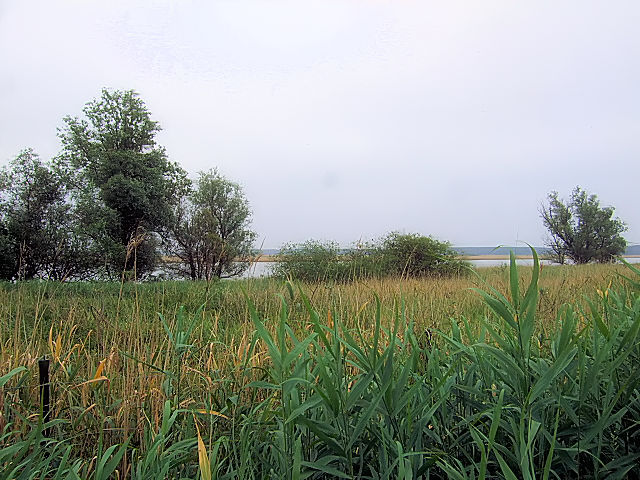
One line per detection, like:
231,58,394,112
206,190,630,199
1,1,638,249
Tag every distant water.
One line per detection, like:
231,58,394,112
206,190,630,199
469,257,640,267
242,261,273,278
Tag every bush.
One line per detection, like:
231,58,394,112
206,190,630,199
271,233,468,282
271,240,350,282
377,232,468,277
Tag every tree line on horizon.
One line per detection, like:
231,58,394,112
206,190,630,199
0,89,629,282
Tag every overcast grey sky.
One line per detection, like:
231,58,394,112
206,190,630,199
1,1,638,248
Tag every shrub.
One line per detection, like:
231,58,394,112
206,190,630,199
271,239,351,282
377,232,468,277
272,233,467,282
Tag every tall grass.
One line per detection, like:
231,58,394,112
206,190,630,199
1,260,639,477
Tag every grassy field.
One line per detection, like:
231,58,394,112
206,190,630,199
1,260,640,478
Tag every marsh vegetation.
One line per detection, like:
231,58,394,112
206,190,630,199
2,258,640,478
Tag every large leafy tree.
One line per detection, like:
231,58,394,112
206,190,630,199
540,187,627,264
166,170,256,280
59,89,187,277
0,149,94,280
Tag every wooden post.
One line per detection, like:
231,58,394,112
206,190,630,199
38,356,51,438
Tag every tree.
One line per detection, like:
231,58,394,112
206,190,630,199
58,88,187,278
166,170,256,280
0,149,94,280
540,187,627,264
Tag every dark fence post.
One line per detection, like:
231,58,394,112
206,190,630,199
38,356,51,438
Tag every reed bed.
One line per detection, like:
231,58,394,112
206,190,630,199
1,260,639,478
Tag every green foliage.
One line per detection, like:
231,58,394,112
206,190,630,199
244,252,640,478
165,169,256,280
0,217,16,280
58,88,188,277
272,233,467,282
541,186,627,264
271,240,353,282
377,232,468,277
3,91,253,282
0,149,94,280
